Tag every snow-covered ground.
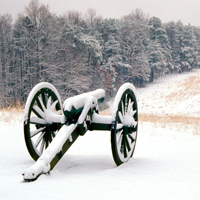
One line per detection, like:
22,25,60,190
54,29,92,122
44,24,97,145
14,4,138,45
138,69,200,116
0,69,200,200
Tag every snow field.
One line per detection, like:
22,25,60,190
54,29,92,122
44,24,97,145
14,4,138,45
0,69,200,199
1,121,200,200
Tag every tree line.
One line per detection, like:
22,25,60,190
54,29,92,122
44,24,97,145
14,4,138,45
1,0,200,108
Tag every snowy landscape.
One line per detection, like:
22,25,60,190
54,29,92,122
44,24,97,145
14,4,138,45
0,69,200,200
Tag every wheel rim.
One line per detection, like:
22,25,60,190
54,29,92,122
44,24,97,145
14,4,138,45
24,87,62,161
111,88,138,165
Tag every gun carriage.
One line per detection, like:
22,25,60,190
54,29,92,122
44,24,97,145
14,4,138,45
22,82,138,181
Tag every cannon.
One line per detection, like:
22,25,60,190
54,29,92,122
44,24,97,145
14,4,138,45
22,82,138,181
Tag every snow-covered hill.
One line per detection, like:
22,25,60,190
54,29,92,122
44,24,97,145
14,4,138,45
138,69,200,116
0,69,200,200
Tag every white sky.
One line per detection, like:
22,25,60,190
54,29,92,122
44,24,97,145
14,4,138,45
1,0,200,26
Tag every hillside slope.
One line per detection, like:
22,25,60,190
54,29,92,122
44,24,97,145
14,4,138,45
138,69,200,117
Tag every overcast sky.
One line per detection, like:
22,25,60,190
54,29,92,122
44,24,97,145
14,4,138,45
1,0,200,26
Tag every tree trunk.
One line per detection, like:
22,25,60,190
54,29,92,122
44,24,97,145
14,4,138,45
150,68,154,82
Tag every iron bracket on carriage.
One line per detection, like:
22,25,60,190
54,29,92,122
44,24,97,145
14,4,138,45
22,82,138,181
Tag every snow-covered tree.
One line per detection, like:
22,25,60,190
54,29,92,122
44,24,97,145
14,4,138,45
173,21,200,72
0,14,13,108
119,11,150,86
2,2,200,108
13,0,58,101
148,17,172,82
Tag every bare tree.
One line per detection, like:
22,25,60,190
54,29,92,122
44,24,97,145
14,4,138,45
0,14,12,108
24,0,56,83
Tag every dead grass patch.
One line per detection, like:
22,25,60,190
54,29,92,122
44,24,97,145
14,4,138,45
139,113,200,135
0,107,24,124
139,113,199,124
165,75,200,103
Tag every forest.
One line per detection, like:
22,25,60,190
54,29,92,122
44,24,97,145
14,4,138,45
1,0,200,108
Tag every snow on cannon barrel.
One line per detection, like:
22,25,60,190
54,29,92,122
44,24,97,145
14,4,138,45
63,89,105,123
22,82,138,181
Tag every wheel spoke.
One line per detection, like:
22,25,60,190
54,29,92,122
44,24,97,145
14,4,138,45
30,127,45,137
122,135,127,158
36,97,43,112
35,132,45,148
127,132,135,143
118,111,124,124
50,100,58,111
130,110,136,117
116,123,123,131
49,132,53,143
124,134,131,152
32,106,42,119
55,110,62,115
41,93,46,107
124,94,127,112
30,116,46,125
39,138,45,155
121,100,125,116
32,105,45,119
47,96,52,109
45,139,49,149
116,130,123,146
38,96,46,112
127,101,133,114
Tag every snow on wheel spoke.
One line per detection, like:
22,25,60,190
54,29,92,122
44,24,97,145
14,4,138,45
50,100,58,111
36,97,43,112
121,101,125,116
55,110,62,115
127,100,133,114
116,129,123,146
124,135,131,152
125,94,128,112
30,127,45,138
30,116,46,125
38,96,46,112
34,132,45,148
47,96,52,109
118,111,124,124
32,105,45,119
41,93,46,107
39,138,45,155
130,110,136,117
116,123,123,130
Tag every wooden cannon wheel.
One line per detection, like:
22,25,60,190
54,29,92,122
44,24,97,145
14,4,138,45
111,83,138,166
24,82,63,161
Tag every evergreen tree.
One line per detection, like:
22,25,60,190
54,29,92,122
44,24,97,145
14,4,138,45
165,21,181,73
148,17,172,82
120,11,150,86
